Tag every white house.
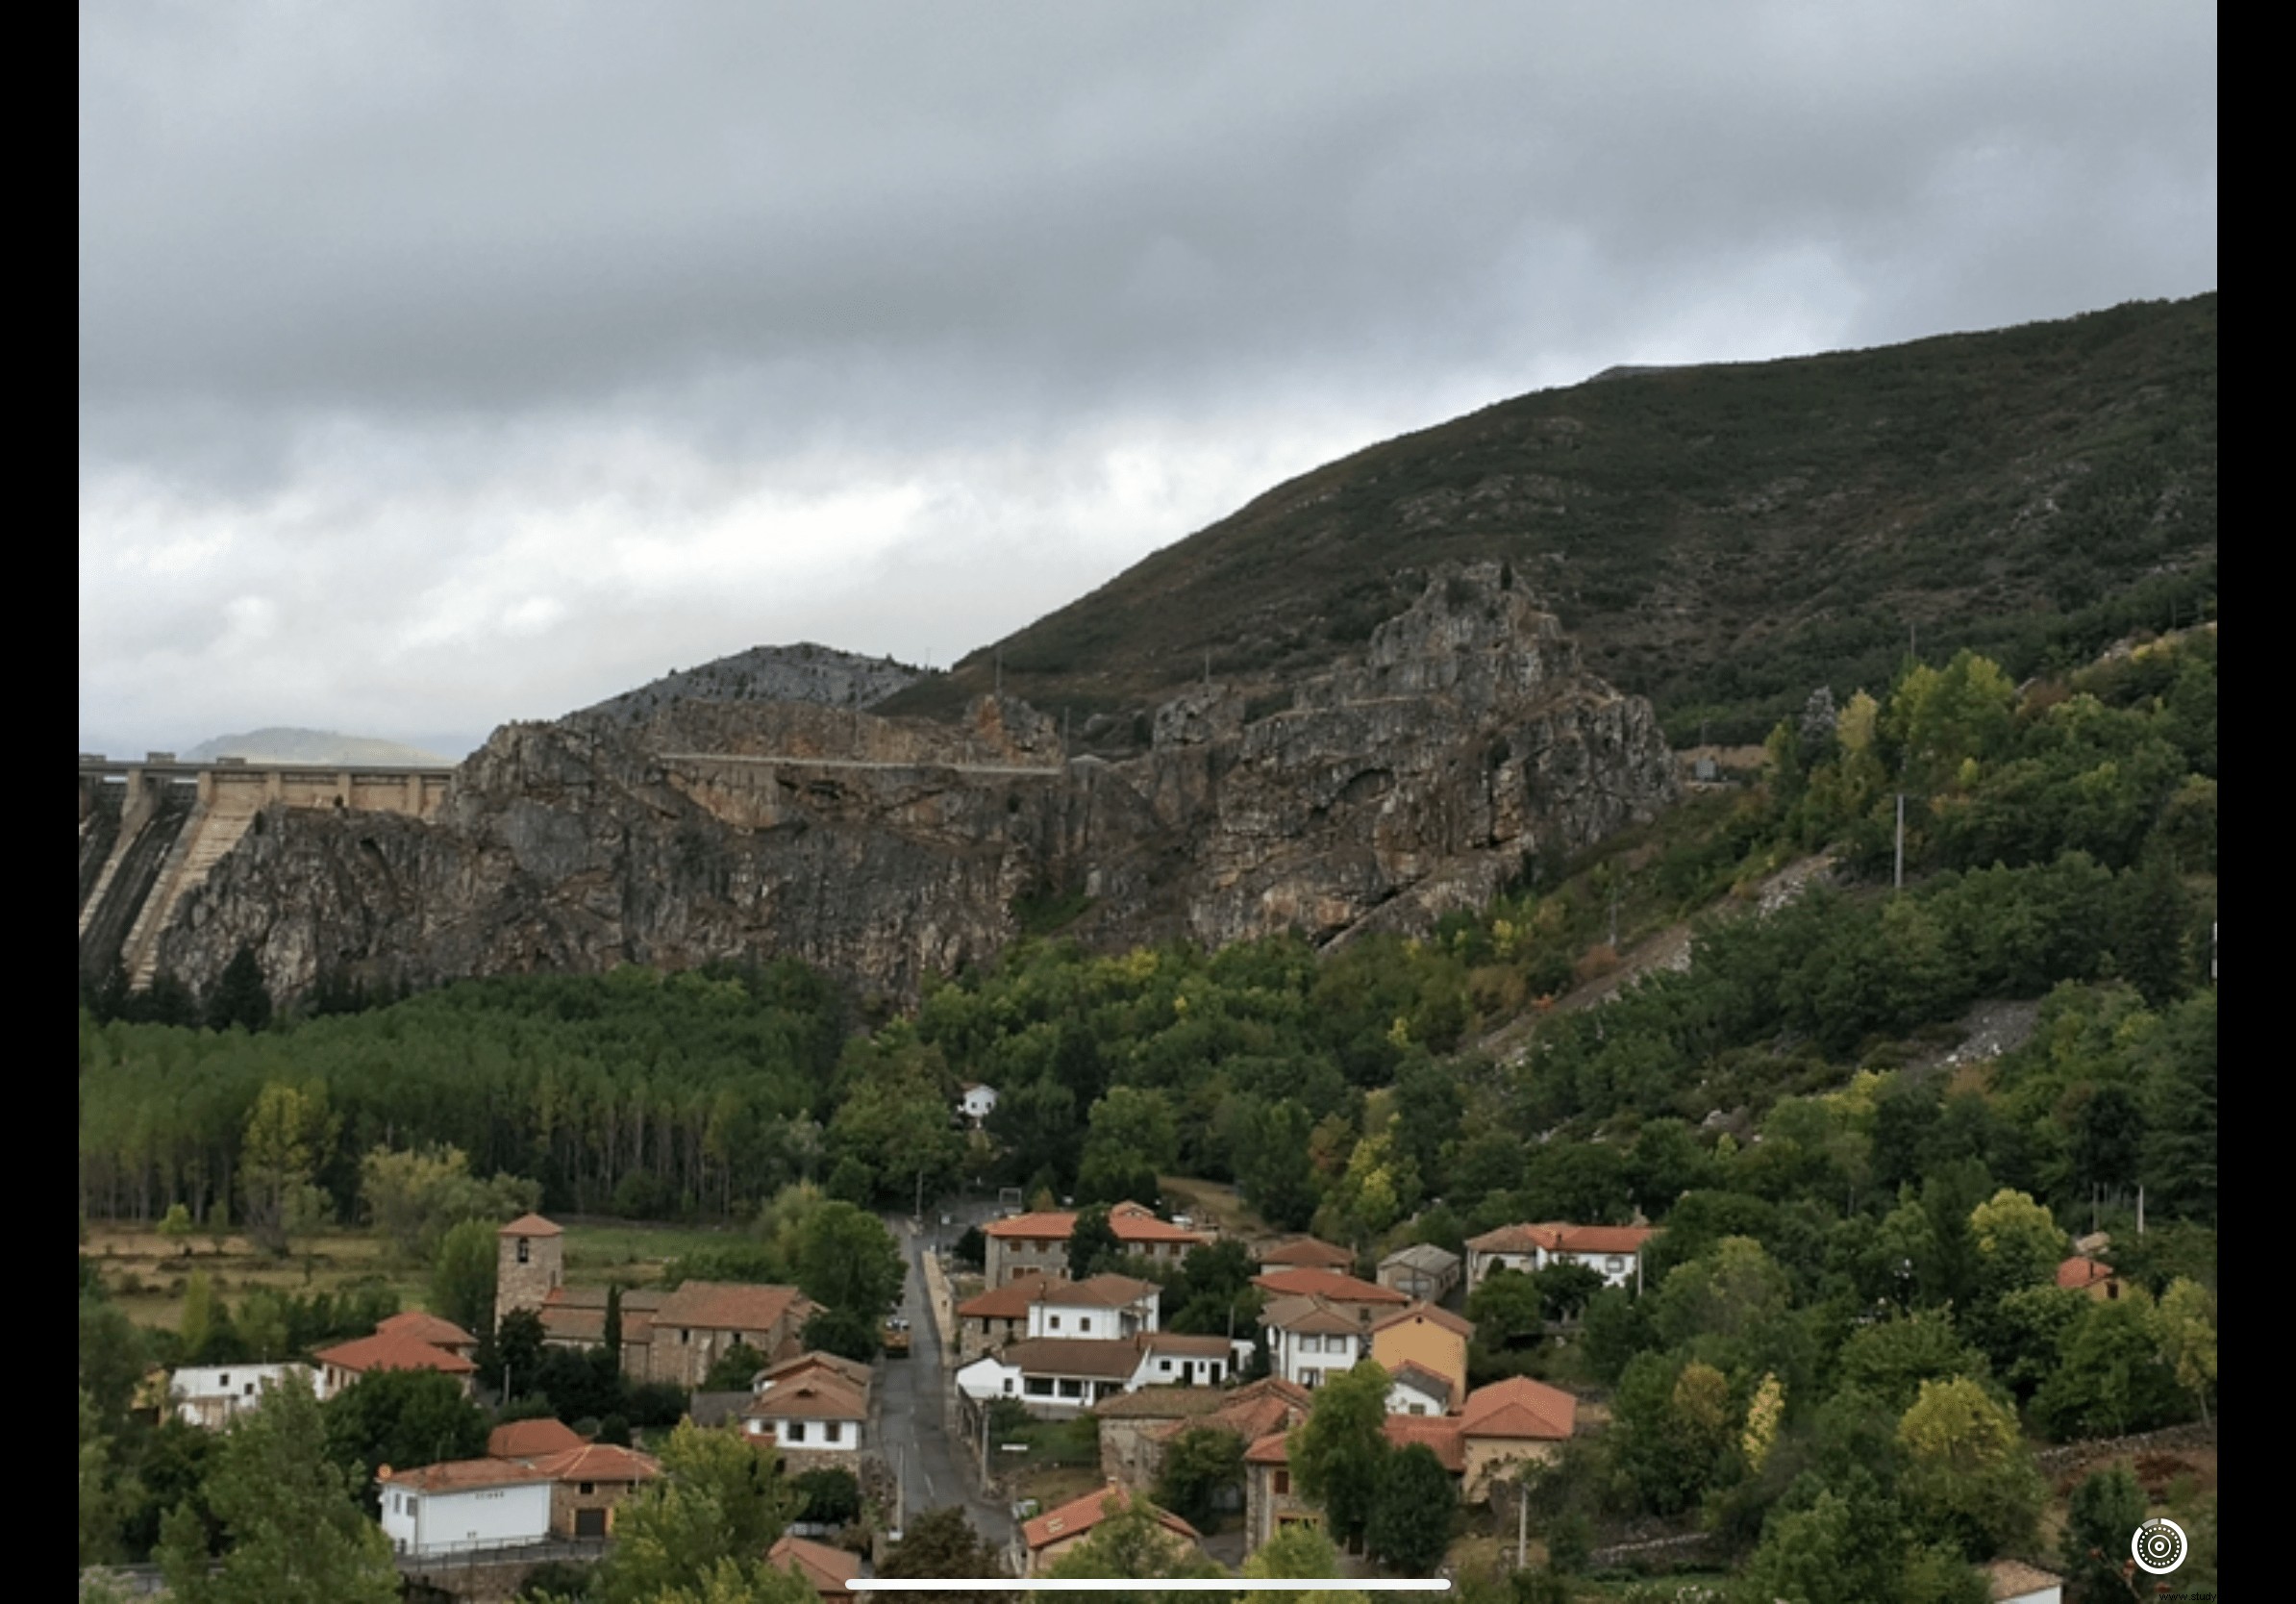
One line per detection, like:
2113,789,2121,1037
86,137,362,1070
1384,1363,1456,1417
955,1332,1235,1416
1025,1274,1160,1341
1258,1293,1374,1390
1463,1222,1657,1291
378,1459,556,1557
958,1083,1000,1126
739,1372,868,1458
168,1364,313,1429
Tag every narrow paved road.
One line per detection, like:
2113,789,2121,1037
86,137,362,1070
877,1212,1013,1554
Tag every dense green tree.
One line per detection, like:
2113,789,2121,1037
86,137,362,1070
482,1308,549,1397
431,1217,500,1337
1894,1377,2044,1561
1287,1361,1393,1549
1365,1443,1458,1574
1833,1313,1991,1415
321,1367,488,1510
702,1342,771,1391
1153,1425,1246,1528
2153,1277,2216,1430
2031,1293,2187,1440
2061,1465,2147,1604
1466,1267,1546,1352
1068,1205,1122,1282
592,1420,802,1604
237,1082,336,1255
80,1389,135,1567
157,1372,400,1604
801,1307,880,1364
1043,1491,1225,1582
878,1506,1007,1578
792,1201,906,1324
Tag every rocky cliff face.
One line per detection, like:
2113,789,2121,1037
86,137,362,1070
156,565,1676,1002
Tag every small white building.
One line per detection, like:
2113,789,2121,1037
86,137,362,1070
955,1332,1235,1416
378,1459,555,1557
739,1372,868,1458
1463,1222,1656,1291
958,1083,1000,1126
1025,1274,1160,1341
1384,1363,1456,1417
1259,1294,1373,1390
168,1364,314,1430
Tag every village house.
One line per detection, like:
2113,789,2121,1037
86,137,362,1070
487,1417,587,1460
312,1330,478,1401
1239,1374,1579,1553
168,1363,314,1429
771,1533,868,1602
955,1272,1162,1362
956,1332,1235,1416
1464,1221,1657,1290
378,1440,662,1552
532,1441,662,1540
374,1310,479,1361
983,1201,1210,1287
379,1458,557,1556
2056,1256,2122,1301
1092,1388,1231,1486
1378,1241,1463,1303
1255,1236,1356,1276
1111,1376,1310,1495
956,1083,1000,1127
645,1280,820,1389
533,1284,668,1375
740,1370,871,1469
1020,1481,1204,1576
1259,1293,1373,1390
1368,1302,1475,1405
1250,1266,1410,1308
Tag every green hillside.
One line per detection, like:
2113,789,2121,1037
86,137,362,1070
879,294,2216,746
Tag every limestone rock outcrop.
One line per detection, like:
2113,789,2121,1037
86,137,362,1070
155,564,1676,1002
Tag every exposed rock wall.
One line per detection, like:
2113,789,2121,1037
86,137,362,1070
156,566,1677,1002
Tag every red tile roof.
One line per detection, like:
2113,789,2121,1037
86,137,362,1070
377,1311,477,1350
986,1210,1079,1240
994,1337,1147,1380
1466,1222,1655,1256
527,1442,662,1485
1140,1332,1233,1358
1022,1481,1200,1552
1251,1268,1409,1304
741,1375,868,1422
1460,1376,1578,1441
1384,1415,1467,1472
1110,1204,1211,1245
2057,1256,2116,1291
959,1277,1069,1319
1258,1237,1356,1270
1158,1376,1310,1445
313,1332,477,1377
653,1280,816,1334
487,1417,588,1460
498,1213,562,1238
380,1457,553,1492
1054,1273,1162,1308
1093,1386,1230,1421
1260,1293,1371,1337
1369,1301,1477,1339
758,1351,874,1391
770,1533,862,1595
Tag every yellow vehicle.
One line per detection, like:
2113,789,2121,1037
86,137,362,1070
882,1316,911,1357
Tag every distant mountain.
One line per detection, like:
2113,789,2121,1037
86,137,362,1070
573,642,926,727
180,728,455,766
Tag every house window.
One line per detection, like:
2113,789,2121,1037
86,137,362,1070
219,1374,230,1387
1409,1403,1427,1416
825,1422,841,1443
517,1240,531,1265
1607,1256,1626,1273
1300,1335,1319,1354
580,1482,595,1495
1301,1369,1320,1388
1049,1316,1061,1331
786,1421,806,1442
1160,1360,1172,1372
683,1330,692,1343
1273,1470,1290,1495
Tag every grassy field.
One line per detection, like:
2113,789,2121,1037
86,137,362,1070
82,1215,764,1332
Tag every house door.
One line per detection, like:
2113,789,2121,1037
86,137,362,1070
1179,1361,1195,1384
575,1508,608,1538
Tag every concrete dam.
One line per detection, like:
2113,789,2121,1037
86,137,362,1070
77,755,454,991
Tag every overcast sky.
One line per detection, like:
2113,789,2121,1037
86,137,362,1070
80,3,2216,761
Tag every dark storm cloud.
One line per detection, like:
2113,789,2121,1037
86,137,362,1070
79,2,2214,756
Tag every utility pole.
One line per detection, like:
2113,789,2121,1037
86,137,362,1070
914,1168,926,1228
978,1395,990,1483
1894,793,1907,890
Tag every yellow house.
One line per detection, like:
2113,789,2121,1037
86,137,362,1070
1368,1302,1474,1405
